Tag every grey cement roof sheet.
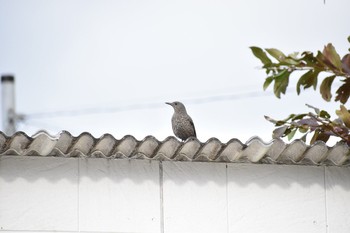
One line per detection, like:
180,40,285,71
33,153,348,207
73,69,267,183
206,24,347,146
0,131,349,166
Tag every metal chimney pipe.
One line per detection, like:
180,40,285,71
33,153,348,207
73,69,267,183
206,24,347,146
1,75,16,135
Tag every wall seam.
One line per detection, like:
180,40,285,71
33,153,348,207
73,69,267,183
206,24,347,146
324,166,328,233
159,161,164,233
77,158,80,232
226,163,229,233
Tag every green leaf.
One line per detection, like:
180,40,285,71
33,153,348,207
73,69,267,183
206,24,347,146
263,76,274,91
300,133,308,142
265,68,274,75
266,48,286,62
302,51,317,66
276,120,286,126
287,128,297,141
273,70,290,98
322,43,342,71
284,128,292,136
320,110,331,119
336,105,350,128
335,79,350,104
320,75,336,102
250,47,272,65
283,55,299,65
296,70,319,95
288,52,299,60
283,114,296,122
292,113,308,121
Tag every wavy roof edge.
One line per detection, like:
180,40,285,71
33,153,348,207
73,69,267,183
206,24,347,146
0,130,349,166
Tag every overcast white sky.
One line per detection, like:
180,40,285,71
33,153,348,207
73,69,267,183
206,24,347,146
0,0,349,144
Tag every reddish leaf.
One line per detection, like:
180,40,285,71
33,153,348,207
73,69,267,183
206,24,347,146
335,79,350,104
322,43,343,71
332,125,349,138
315,51,328,67
310,130,330,144
320,75,336,102
342,54,350,74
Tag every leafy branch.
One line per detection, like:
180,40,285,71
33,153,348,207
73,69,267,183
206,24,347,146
251,36,350,144
265,104,350,145
250,36,350,103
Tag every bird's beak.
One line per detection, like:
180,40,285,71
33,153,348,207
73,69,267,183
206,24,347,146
165,102,172,106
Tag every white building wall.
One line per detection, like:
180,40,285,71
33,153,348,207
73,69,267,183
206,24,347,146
0,156,349,233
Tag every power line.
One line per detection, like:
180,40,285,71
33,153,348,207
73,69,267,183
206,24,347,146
25,102,164,119
24,89,284,119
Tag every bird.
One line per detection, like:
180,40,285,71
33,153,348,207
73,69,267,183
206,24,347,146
166,101,196,141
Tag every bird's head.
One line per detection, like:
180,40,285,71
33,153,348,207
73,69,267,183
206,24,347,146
165,101,187,113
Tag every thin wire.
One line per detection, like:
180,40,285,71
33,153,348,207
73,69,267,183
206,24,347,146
24,89,292,119
25,102,164,119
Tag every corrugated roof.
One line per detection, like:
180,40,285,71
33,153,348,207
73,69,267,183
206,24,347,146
0,131,349,166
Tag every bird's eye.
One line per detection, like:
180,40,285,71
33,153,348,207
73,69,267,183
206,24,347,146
174,103,178,105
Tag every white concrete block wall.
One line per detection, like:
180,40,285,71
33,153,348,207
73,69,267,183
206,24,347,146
79,159,160,232
0,157,78,231
0,156,350,233
326,167,350,233
163,162,227,233
227,164,326,233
